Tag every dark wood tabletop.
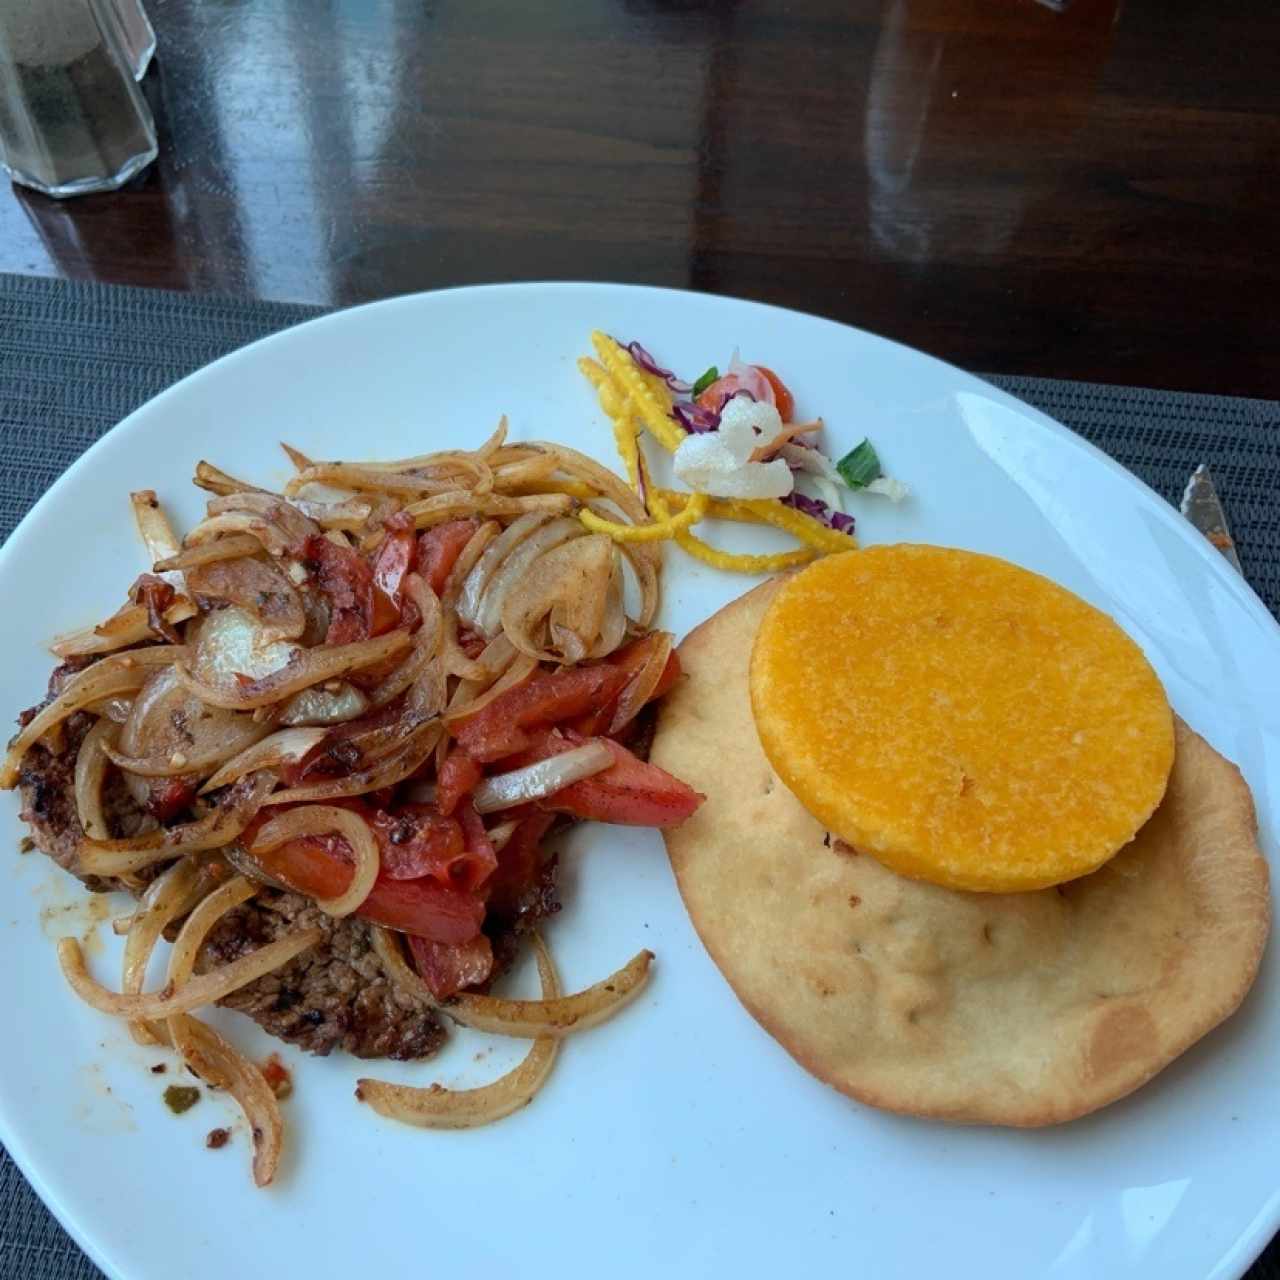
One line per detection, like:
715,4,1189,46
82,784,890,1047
2,0,1278,397
1,5,1279,1278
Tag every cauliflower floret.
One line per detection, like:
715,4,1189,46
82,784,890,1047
716,396,787,462
671,395,794,500
673,432,793,500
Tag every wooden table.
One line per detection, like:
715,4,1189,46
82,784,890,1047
1,5,1278,1278
2,0,1277,397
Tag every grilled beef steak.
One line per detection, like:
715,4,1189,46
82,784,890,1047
15,672,447,1061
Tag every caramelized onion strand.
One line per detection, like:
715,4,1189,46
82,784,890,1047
356,933,560,1128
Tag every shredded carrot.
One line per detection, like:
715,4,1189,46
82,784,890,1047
749,419,825,461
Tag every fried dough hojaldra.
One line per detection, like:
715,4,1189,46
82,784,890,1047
652,575,1270,1126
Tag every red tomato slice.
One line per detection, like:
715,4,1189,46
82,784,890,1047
436,746,483,816
368,804,471,883
370,524,417,634
457,627,487,660
417,519,481,597
695,365,794,421
369,587,402,637
755,366,795,422
359,876,485,943
242,824,485,943
550,737,702,827
570,636,682,736
571,706,615,739
695,364,775,414
306,534,377,644
454,665,630,763
461,722,532,763
408,933,494,1000
491,810,555,906
650,650,681,702
456,803,499,889
512,729,703,827
147,776,196,822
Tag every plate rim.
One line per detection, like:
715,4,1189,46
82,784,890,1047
0,280,1276,1280
1,282,1272,648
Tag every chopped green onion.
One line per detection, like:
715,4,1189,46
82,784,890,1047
690,366,719,397
836,439,883,489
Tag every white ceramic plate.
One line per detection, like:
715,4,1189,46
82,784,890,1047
1,285,1277,1280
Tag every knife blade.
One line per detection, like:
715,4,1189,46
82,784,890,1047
1180,464,1243,574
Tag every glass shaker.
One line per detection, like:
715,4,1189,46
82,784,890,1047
100,0,156,80
0,0,158,198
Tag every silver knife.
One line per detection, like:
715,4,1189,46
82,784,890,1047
1180,464,1243,574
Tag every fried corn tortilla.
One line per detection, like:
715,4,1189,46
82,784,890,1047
652,581,1270,1126
750,547,1175,892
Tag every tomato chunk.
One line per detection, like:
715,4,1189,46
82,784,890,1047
695,364,792,422
417,519,481,596
359,876,485,943
306,535,377,645
371,521,418,627
368,805,471,883
436,746,483,816
455,665,629,763
408,933,494,1000
550,737,702,826
571,637,681,736
485,810,556,917
755,366,795,422
513,729,703,827
147,776,197,822
363,802,495,891
650,650,681,702
457,803,498,885
241,823,485,944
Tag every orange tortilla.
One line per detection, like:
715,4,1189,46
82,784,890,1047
749,547,1174,891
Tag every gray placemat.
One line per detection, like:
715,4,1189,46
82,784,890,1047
1,272,1277,1280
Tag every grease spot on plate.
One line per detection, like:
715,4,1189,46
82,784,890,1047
74,1063,137,1135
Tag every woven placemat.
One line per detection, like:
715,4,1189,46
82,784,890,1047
1,272,1277,1280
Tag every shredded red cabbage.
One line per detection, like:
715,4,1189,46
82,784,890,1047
672,387,763,435
782,491,856,536
625,338,764,440
625,340,691,394
672,401,722,434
